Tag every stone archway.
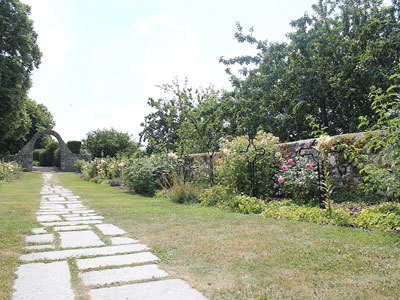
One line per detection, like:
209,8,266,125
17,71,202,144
17,129,89,171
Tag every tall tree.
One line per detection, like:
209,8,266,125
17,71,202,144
140,79,226,155
220,0,400,141
83,128,141,158
0,0,41,152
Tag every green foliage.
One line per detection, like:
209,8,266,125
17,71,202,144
122,155,181,196
354,203,400,231
349,74,400,201
53,147,61,167
140,79,226,156
67,141,81,154
83,128,141,158
220,1,400,141
32,149,44,161
277,154,319,205
38,141,58,166
216,131,280,197
199,185,233,207
164,183,202,204
0,161,22,182
0,0,42,153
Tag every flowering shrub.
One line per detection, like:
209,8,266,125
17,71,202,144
276,155,319,205
216,131,281,197
0,161,23,182
199,185,234,207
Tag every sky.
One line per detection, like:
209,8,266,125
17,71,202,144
22,0,319,142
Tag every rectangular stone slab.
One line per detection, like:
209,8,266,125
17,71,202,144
25,234,54,244
77,252,159,270
31,227,47,234
59,230,104,248
80,264,168,286
23,245,56,251
40,220,102,226
20,244,149,262
95,224,126,235
36,215,61,222
12,261,75,300
53,225,92,231
88,279,208,300
64,216,103,221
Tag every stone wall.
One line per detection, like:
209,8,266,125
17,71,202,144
185,132,366,189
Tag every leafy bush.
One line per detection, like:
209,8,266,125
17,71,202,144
122,155,181,195
33,149,44,161
216,131,281,197
354,203,400,231
0,161,22,182
54,147,61,167
349,74,400,202
39,141,59,166
199,185,233,207
276,154,319,205
67,141,81,154
165,183,202,204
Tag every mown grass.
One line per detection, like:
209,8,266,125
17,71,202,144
21,172,400,299
0,172,42,300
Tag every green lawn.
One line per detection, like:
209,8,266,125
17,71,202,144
54,172,400,300
0,172,42,300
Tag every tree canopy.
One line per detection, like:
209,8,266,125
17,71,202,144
220,0,400,141
140,79,227,155
0,0,42,154
83,128,141,158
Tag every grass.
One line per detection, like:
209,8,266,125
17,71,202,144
0,172,42,300
54,172,400,300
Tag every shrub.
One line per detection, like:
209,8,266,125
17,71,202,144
67,141,81,154
348,74,400,202
216,131,281,197
122,155,181,195
54,147,61,167
276,154,319,205
354,203,400,231
165,183,201,204
199,185,233,207
39,141,59,166
0,161,23,182
33,149,44,161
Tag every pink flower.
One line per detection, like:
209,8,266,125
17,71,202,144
300,149,305,154
287,159,294,164
305,163,313,169
283,150,287,154
282,164,288,171
278,176,285,184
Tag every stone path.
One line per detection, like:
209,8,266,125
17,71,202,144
12,172,208,300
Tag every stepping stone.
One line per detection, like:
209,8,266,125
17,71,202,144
36,215,61,222
95,224,126,235
70,210,96,214
20,244,149,262
12,261,74,300
59,230,104,248
41,220,102,226
79,264,168,286
25,234,54,244
53,225,92,231
88,278,208,300
32,227,47,234
110,237,138,245
61,214,80,218
65,216,103,221
23,245,55,251
81,213,96,216
37,211,73,215
77,252,159,270
66,204,84,209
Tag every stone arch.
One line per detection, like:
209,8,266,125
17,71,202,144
17,129,89,171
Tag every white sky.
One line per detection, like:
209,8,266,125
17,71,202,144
22,0,319,142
